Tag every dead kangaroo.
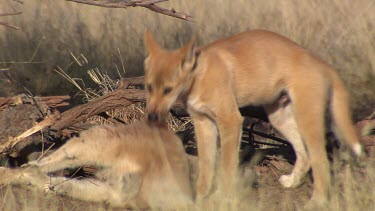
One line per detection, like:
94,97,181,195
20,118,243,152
0,121,193,209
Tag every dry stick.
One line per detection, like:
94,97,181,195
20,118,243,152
243,127,290,146
0,12,22,30
11,113,59,148
366,110,375,120
0,22,20,30
0,113,60,154
0,12,22,17
66,0,195,22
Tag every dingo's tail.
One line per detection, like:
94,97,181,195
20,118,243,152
330,71,362,156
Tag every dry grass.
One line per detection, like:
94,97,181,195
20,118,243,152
0,0,374,210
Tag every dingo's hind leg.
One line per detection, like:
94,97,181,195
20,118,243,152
289,80,330,206
266,102,310,188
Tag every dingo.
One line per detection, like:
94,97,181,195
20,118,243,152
0,121,192,209
143,29,363,206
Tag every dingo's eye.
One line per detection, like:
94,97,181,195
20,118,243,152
147,84,152,92
163,87,172,95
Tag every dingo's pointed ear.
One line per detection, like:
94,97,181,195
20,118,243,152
144,30,160,55
183,37,196,61
181,37,198,71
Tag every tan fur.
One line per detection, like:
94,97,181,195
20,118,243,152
143,29,363,206
0,121,192,209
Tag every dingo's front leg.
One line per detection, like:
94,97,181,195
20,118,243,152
216,109,243,195
190,112,218,201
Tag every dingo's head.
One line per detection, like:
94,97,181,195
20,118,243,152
144,31,198,124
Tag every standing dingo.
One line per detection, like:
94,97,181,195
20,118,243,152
143,29,363,207
0,121,193,209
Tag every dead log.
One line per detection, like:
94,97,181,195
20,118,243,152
51,88,145,131
117,76,146,89
39,96,71,108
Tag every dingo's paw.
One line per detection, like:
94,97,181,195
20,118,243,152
279,174,301,188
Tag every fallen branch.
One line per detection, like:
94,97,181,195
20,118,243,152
117,76,146,89
51,89,145,131
39,96,71,108
66,0,195,22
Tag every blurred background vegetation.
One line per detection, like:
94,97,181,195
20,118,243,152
0,0,374,119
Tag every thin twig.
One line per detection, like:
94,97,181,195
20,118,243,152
0,22,20,30
0,61,43,64
0,11,22,30
243,127,291,146
66,0,195,22
0,12,22,16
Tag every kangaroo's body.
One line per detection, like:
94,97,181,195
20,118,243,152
0,121,192,209
143,29,362,207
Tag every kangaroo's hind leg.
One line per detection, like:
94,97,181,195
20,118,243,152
28,137,88,173
43,171,143,208
0,166,49,186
